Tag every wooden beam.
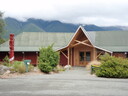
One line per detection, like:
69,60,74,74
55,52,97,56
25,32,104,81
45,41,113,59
96,51,103,59
71,39,89,47
75,40,93,47
60,51,68,59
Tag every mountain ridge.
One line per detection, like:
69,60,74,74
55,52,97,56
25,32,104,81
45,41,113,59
3,17,128,38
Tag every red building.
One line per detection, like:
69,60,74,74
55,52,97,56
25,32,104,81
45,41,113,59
0,26,128,66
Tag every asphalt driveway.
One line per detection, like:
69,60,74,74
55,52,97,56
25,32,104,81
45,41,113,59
0,67,128,96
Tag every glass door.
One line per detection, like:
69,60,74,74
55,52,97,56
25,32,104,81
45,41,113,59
79,51,91,66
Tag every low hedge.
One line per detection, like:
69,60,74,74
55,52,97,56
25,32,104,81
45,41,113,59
96,54,128,78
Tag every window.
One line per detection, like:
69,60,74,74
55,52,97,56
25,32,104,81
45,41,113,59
79,52,84,61
86,52,91,61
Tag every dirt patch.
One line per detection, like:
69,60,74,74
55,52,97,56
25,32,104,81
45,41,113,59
0,70,44,79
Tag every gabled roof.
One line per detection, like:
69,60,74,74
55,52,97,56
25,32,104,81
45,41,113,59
58,26,112,53
0,26,128,52
67,26,94,47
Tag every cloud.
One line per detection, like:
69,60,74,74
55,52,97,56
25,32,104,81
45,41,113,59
1,0,128,26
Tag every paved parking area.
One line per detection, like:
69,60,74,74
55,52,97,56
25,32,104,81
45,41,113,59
0,67,128,96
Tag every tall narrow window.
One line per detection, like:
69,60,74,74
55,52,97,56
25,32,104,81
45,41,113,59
86,52,91,61
79,52,84,61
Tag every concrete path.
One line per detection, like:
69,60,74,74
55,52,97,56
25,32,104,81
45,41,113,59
0,67,128,96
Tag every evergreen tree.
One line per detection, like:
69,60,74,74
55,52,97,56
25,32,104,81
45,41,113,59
0,11,5,44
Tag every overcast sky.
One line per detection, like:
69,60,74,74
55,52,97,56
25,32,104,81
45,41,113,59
1,0,128,26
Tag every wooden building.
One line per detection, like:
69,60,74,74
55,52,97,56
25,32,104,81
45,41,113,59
0,26,128,66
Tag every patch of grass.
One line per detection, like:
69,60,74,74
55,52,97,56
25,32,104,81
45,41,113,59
13,61,26,73
3,56,10,66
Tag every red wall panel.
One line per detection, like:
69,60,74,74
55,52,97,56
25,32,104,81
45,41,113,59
24,52,38,66
59,50,68,66
14,52,23,61
113,52,126,58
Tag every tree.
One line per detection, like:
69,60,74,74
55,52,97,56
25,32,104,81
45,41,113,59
38,45,60,73
0,11,5,44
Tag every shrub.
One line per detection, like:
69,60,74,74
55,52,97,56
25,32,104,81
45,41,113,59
13,61,20,72
38,45,59,73
53,65,65,73
3,56,10,66
28,64,34,72
13,61,26,73
38,62,52,73
17,63,26,73
0,37,5,44
12,61,34,73
96,53,128,78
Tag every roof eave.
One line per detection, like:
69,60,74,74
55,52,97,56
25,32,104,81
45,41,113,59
94,46,113,53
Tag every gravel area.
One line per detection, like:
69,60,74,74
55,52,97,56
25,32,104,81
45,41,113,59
0,67,128,96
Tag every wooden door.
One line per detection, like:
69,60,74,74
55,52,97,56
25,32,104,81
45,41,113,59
79,51,86,66
79,51,91,66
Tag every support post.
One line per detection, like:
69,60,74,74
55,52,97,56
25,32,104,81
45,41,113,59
36,52,38,65
68,48,70,65
111,52,113,56
93,48,96,60
71,48,72,66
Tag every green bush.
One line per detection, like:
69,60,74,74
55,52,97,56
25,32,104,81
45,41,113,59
0,38,5,44
17,63,26,73
13,61,20,72
13,61,26,73
96,53,128,78
38,62,52,73
12,61,34,73
38,45,59,73
3,56,10,66
28,64,34,72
